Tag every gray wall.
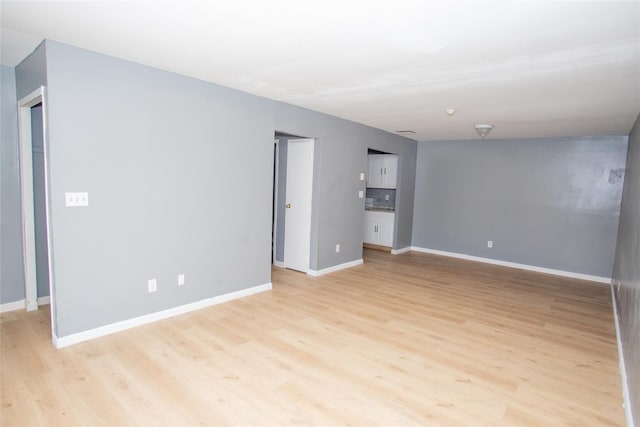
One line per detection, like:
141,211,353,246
613,113,640,424
15,42,47,100
0,64,25,304
274,102,417,269
412,136,628,277
31,104,50,298
40,41,275,337
11,40,415,337
274,136,287,264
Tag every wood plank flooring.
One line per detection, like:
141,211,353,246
1,249,625,426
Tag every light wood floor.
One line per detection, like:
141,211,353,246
1,250,625,426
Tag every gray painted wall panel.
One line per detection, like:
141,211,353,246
394,149,416,249
0,65,25,304
413,136,628,277
274,102,417,269
43,41,275,336
30,104,50,298
9,40,416,336
613,113,640,425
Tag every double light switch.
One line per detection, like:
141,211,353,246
65,192,89,207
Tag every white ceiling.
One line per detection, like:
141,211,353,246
1,0,639,141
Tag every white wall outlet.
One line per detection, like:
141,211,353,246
487,240,493,248
360,172,365,181
358,190,364,198
65,192,89,207
336,244,341,253
385,194,390,201
178,274,185,286
148,279,157,293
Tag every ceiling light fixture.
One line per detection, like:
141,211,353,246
474,124,493,138
396,130,416,135
446,108,456,116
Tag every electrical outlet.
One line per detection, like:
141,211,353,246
385,194,390,201
178,274,185,286
487,240,493,248
148,279,157,293
336,244,341,253
358,190,364,198
360,172,365,181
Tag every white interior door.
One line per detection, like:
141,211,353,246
284,138,314,272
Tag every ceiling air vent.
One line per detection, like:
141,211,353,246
396,130,416,135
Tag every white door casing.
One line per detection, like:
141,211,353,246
18,85,57,342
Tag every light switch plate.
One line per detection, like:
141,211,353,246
360,172,365,181
358,190,364,198
65,192,89,207
178,274,185,286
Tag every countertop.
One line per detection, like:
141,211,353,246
365,207,395,213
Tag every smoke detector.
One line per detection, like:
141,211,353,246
474,124,493,138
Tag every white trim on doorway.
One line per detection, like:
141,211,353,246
17,85,57,346
272,138,280,266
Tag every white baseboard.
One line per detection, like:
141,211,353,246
409,246,610,284
54,283,272,349
391,247,411,255
611,284,635,427
52,332,60,348
308,259,364,277
273,260,286,268
0,299,25,313
0,295,51,313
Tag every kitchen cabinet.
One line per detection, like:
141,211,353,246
364,211,394,247
368,155,398,189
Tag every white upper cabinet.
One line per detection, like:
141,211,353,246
368,155,397,189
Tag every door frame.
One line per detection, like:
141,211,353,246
272,138,282,266
17,85,55,322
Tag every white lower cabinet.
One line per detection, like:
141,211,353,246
363,211,394,247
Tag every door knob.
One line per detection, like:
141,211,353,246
285,203,291,208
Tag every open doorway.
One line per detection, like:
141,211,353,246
17,86,56,339
272,132,314,273
30,102,51,305
363,148,398,252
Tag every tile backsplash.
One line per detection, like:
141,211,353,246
366,188,396,210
